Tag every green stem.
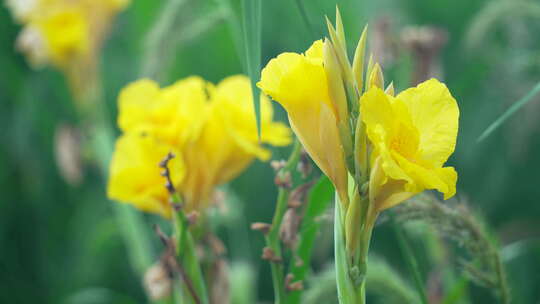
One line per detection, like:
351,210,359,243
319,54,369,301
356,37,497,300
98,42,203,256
241,0,263,138
265,190,287,304
170,193,209,304
493,249,510,304
336,186,375,304
391,217,428,304
265,140,302,304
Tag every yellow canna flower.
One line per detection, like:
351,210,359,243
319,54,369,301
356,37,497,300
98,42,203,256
257,40,349,205
108,75,291,216
361,78,459,212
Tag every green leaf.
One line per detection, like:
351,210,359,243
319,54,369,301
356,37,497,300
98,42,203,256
305,176,334,219
477,81,540,142
287,176,334,304
241,0,262,139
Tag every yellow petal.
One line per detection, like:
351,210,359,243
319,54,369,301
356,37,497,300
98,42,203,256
283,101,348,205
396,78,459,167
37,8,89,67
177,75,291,210
180,107,255,210
118,78,161,132
392,151,456,199
107,133,183,218
257,40,334,115
373,180,415,211
435,167,457,199
360,87,398,146
118,76,209,146
319,102,349,205
214,75,291,159
305,39,324,61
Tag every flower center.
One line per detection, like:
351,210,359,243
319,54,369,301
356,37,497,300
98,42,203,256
390,122,420,163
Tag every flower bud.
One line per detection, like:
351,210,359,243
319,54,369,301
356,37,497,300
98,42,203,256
368,63,384,89
323,39,354,173
323,39,349,123
385,82,395,96
352,25,369,94
325,16,354,86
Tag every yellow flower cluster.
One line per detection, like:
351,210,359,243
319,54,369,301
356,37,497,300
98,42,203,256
108,75,291,217
259,12,460,302
7,0,129,68
258,36,459,214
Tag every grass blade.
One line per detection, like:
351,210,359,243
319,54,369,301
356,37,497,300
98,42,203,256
294,0,318,39
216,0,245,68
241,0,262,139
477,81,540,142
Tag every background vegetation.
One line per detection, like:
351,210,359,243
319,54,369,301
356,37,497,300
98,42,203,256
1,0,539,303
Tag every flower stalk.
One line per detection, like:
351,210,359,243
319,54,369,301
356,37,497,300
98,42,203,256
160,153,209,304
264,139,303,304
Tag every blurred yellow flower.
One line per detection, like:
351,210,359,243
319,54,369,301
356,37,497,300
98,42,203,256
108,75,291,216
8,0,129,100
257,40,349,205
361,79,459,212
117,76,209,147
10,0,129,68
34,8,89,67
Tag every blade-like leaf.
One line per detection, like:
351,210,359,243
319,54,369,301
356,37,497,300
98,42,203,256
477,81,540,142
241,0,262,139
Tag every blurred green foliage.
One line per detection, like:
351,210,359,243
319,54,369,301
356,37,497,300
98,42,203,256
1,0,540,303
